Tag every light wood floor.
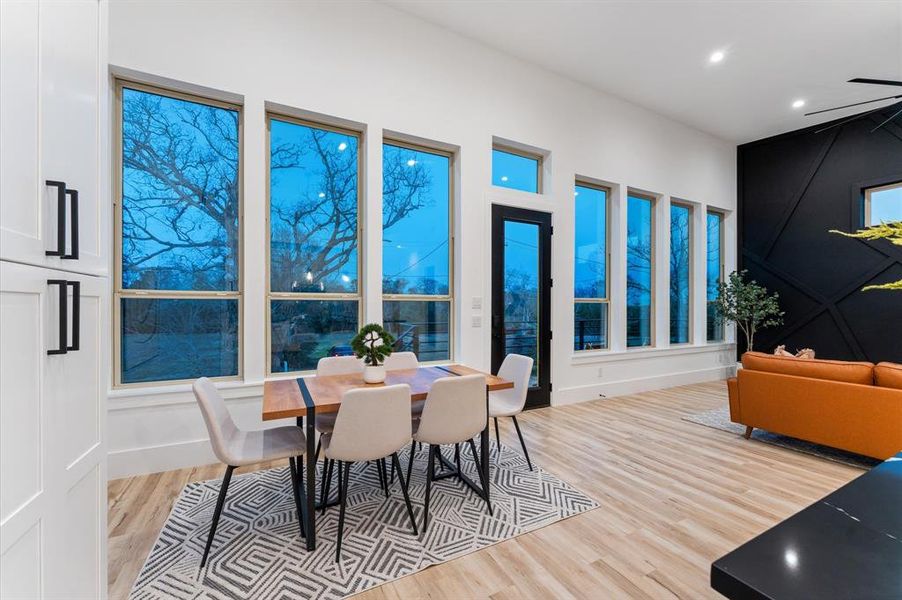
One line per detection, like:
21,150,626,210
107,381,862,599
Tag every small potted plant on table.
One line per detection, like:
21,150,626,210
351,323,396,384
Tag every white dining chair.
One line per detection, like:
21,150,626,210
321,384,418,561
409,374,491,531
383,351,418,370
193,377,307,568
489,353,535,470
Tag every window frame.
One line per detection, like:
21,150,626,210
112,79,244,388
573,179,611,352
381,138,455,364
264,111,364,377
669,200,694,346
864,181,902,226
706,208,725,343
492,143,543,194
626,191,656,348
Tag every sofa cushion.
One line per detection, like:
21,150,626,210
741,351,874,386
874,362,902,390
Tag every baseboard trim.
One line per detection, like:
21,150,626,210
553,366,734,407
108,438,216,480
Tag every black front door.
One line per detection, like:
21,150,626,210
491,204,552,409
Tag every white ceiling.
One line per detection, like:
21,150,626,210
384,0,902,143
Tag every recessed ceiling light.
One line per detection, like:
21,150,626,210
501,176,509,182
792,99,806,109
709,50,725,64
318,192,325,198
338,142,348,151
406,159,417,167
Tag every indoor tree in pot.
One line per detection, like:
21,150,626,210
351,323,396,384
714,270,784,354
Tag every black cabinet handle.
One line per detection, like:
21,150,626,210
67,280,80,351
63,189,79,260
45,181,67,257
47,279,68,355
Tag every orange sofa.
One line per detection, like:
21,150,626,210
726,352,902,459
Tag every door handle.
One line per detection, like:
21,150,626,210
67,280,80,351
47,279,68,355
45,181,67,257
63,189,79,260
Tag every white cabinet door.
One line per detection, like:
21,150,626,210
0,0,107,276
0,262,107,599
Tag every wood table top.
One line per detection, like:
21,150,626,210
262,364,513,421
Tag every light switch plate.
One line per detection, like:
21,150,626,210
472,296,482,309
471,315,482,327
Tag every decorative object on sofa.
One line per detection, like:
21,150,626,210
829,221,902,290
774,345,816,359
351,323,396,384
714,270,784,352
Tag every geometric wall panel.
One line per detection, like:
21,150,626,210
738,102,902,362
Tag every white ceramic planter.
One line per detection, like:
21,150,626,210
363,365,386,384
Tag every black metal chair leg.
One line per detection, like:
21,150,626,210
391,452,418,535
201,465,234,568
288,458,305,538
390,458,396,485
406,440,416,485
320,458,334,515
315,436,321,461
376,459,385,491
468,438,493,515
422,445,436,533
494,417,501,455
335,461,351,562
511,415,533,471
379,458,390,498
454,443,461,474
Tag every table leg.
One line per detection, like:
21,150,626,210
300,413,316,551
482,388,491,505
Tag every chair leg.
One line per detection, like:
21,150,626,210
376,459,385,491
201,465,234,568
335,461,351,562
511,415,533,471
743,425,753,440
422,445,436,533
391,452,418,535
468,438,493,515
390,458,396,485
406,440,416,485
494,417,501,455
379,458,390,498
320,458,334,515
315,436,322,461
288,458,305,538
454,443,461,474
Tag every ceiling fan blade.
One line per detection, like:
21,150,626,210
848,78,902,87
805,94,902,116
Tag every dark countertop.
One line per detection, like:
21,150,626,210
711,453,902,600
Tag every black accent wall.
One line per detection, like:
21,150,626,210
738,102,902,363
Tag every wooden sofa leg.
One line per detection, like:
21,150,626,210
743,426,753,440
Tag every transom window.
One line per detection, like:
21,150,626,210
706,210,724,342
865,182,902,225
627,193,655,347
573,182,609,351
670,202,693,344
382,141,453,362
267,115,361,374
492,145,541,193
115,82,241,386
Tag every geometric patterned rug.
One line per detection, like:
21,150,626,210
129,441,598,599
683,406,880,470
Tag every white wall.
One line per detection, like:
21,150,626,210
107,0,737,478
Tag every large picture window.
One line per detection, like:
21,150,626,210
268,115,360,373
115,83,241,385
670,203,692,344
627,194,654,347
382,141,453,361
707,210,724,342
573,182,608,351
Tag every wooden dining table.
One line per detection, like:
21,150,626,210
262,363,513,551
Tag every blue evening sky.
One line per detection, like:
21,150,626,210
871,185,901,223
574,184,607,298
627,195,652,306
492,148,539,193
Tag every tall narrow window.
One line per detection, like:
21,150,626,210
627,194,654,347
707,210,724,342
492,146,541,193
115,83,241,385
670,203,692,344
382,141,453,362
268,116,360,373
865,182,902,225
574,182,608,350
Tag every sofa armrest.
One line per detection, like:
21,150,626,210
727,377,740,423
